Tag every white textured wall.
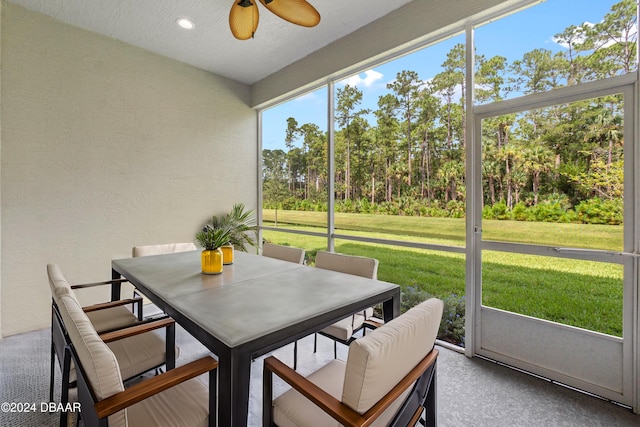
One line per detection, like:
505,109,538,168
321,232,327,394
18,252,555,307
1,3,257,336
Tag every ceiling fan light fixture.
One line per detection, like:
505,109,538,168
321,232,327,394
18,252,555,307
258,0,320,28
229,0,320,40
229,0,259,40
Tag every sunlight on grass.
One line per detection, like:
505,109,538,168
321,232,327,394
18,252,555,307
262,211,624,337
482,252,623,336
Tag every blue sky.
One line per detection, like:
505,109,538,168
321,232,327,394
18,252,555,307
261,0,620,151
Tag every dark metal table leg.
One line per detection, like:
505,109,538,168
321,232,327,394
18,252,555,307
217,349,252,426
383,288,401,323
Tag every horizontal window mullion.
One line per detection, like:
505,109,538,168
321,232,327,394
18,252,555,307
473,73,636,119
482,240,625,264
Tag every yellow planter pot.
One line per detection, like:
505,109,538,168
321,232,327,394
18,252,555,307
221,245,234,265
201,249,223,275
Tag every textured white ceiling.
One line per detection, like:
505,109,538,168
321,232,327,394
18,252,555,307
8,0,414,85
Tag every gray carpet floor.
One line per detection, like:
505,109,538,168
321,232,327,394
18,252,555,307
1,325,638,426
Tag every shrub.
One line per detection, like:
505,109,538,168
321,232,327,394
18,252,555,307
400,285,465,347
530,201,569,222
511,202,530,221
491,200,509,220
400,284,432,313
574,198,623,225
446,200,465,218
380,201,399,215
359,197,372,214
482,204,495,220
438,294,466,347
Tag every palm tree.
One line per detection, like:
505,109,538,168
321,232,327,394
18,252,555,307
522,143,554,205
498,144,521,209
438,160,464,202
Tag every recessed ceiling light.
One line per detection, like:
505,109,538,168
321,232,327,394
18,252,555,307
176,18,195,30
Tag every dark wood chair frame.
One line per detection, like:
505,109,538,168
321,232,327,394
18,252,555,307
67,342,217,427
50,279,175,427
263,348,438,427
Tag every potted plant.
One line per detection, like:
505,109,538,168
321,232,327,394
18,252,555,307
210,203,258,264
195,226,233,274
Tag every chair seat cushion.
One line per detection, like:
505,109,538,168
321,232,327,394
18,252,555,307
273,360,345,427
87,306,140,333
66,329,177,389
127,376,209,427
320,314,365,341
108,330,178,381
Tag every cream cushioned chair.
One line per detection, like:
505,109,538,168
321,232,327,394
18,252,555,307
310,251,379,364
57,294,216,427
264,298,444,427
49,264,177,427
262,243,305,264
49,263,143,405
132,242,197,257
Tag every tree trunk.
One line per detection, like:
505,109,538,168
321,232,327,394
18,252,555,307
371,171,375,204
489,176,496,205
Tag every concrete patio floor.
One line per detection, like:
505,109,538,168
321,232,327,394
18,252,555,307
1,322,638,426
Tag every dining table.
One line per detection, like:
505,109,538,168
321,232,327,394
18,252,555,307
111,249,401,426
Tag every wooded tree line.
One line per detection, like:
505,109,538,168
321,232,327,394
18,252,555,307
263,0,636,224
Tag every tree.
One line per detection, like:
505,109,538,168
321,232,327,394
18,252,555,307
415,83,441,202
482,141,501,206
498,142,522,209
375,94,401,202
387,70,422,189
264,0,631,223
476,55,509,102
553,24,590,85
285,117,301,191
262,149,288,225
437,160,464,202
433,44,467,150
522,143,554,205
335,85,369,200
510,48,565,94
587,0,637,77
299,123,325,200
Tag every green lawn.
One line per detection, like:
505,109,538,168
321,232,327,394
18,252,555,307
262,210,624,338
263,209,623,250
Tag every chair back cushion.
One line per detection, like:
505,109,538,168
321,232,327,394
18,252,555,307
132,242,197,257
57,294,127,426
47,263,73,305
315,251,378,279
342,298,443,415
262,243,305,264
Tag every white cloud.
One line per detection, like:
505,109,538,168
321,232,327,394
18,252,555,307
340,69,384,88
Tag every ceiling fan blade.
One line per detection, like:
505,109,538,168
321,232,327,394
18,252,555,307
258,0,320,28
229,0,260,40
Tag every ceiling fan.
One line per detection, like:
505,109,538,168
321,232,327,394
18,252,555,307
229,0,321,40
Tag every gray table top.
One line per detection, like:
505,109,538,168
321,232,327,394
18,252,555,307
112,250,399,348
